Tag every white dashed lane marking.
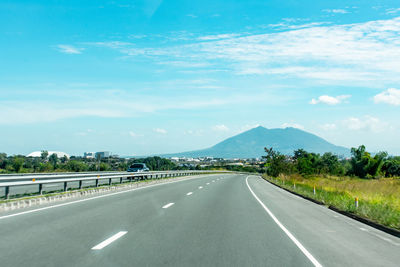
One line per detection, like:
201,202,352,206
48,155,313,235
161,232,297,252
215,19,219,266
91,231,128,250
162,203,175,209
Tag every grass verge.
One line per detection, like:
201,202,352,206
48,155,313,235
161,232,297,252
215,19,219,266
262,174,400,230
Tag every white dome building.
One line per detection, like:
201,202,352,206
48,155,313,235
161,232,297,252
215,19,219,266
27,151,70,159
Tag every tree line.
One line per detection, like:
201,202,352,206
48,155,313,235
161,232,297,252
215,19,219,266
0,151,185,173
263,145,400,178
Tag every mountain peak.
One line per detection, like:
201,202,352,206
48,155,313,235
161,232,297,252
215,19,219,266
164,126,350,159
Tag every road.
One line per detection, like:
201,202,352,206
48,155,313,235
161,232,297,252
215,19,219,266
0,174,399,266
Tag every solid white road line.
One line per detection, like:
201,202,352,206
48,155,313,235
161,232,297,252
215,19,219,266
246,176,322,267
198,186,203,189
162,203,175,209
91,231,128,250
186,192,193,196
0,174,211,220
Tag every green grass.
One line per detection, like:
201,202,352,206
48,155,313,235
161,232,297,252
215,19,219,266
263,174,400,230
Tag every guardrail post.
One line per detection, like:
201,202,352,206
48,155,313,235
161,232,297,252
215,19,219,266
109,178,112,185
5,186,10,199
39,184,43,195
79,180,83,189
129,177,132,183
63,182,68,192
120,177,123,184
95,179,99,187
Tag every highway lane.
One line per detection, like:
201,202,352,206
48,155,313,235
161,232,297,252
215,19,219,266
247,176,400,266
0,174,399,266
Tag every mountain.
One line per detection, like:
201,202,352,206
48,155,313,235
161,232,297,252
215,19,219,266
163,126,350,159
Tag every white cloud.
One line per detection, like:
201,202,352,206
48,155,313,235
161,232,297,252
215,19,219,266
343,116,387,132
268,22,328,30
373,88,400,106
106,17,400,87
212,124,229,132
386,8,400,14
320,123,337,130
323,9,349,14
128,131,142,137
198,34,240,41
310,95,351,105
154,128,167,134
99,17,400,86
281,123,305,130
56,45,83,54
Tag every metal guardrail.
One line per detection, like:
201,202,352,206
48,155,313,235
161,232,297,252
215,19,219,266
0,170,224,199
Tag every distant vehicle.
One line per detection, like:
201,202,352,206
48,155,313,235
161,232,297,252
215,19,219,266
127,163,150,172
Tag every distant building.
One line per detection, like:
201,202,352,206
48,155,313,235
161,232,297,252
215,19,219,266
83,152,95,159
95,151,110,159
27,151,70,159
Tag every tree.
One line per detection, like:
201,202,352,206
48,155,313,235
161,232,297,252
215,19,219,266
350,145,368,178
66,160,88,172
99,162,111,171
48,153,58,170
381,157,400,177
12,156,25,173
320,152,344,176
41,151,48,161
60,155,68,164
32,158,41,172
293,149,322,175
263,147,291,177
368,152,387,177
350,145,387,178
0,153,7,170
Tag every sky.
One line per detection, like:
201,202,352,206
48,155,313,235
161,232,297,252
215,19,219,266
1,0,400,156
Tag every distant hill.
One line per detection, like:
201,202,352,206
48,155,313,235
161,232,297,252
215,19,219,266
163,126,350,159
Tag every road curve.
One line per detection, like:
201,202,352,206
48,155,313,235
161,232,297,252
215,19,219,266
0,174,399,266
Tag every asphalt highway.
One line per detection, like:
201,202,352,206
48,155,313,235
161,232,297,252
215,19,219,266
0,174,399,266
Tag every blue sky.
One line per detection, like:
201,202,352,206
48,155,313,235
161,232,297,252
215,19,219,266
1,0,400,156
